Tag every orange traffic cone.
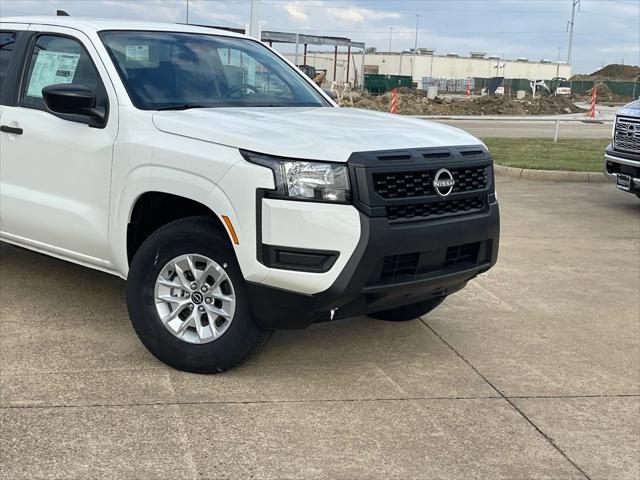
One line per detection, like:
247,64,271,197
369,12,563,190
390,88,398,113
589,86,597,119
466,80,471,100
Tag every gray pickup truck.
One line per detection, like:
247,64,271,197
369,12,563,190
604,100,640,198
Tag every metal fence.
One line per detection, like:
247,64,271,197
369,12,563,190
569,80,639,98
473,78,531,92
367,75,639,98
475,78,639,98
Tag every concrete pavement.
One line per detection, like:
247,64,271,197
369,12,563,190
1,179,639,479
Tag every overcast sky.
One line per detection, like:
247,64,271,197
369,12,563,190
1,0,638,74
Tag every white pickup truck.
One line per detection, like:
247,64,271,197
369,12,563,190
0,17,500,372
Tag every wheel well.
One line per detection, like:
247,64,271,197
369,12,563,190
127,192,226,264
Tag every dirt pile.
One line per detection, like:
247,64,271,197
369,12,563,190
571,64,640,81
348,90,586,116
571,82,635,104
520,96,586,115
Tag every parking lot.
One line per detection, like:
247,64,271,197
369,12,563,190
1,177,638,479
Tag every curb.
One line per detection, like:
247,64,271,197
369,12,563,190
494,164,608,183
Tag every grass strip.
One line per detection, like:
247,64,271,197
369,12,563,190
482,137,609,172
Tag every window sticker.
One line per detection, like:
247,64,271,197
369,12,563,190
26,51,80,98
125,45,149,62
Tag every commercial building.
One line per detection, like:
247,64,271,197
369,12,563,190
286,50,572,87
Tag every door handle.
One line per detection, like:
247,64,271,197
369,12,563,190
0,125,23,135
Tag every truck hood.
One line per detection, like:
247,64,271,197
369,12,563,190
617,100,640,117
152,107,482,162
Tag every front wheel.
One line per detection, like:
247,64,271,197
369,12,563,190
126,216,272,373
369,297,446,322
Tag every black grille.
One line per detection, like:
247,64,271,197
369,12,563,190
386,196,487,221
377,241,483,284
373,166,488,199
452,167,489,192
380,253,419,282
606,160,640,177
348,146,495,223
374,170,434,198
614,118,640,154
444,242,480,267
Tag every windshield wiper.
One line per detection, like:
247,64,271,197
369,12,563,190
155,104,212,111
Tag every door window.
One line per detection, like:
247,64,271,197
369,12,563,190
0,31,17,95
21,35,106,111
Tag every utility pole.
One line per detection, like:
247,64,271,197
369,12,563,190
249,0,260,39
556,47,562,77
389,27,393,52
495,55,502,77
567,0,580,64
412,14,420,82
502,52,506,82
186,0,189,24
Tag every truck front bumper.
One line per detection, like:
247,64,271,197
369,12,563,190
247,200,499,329
604,146,640,195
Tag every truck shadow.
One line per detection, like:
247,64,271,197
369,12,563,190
0,242,455,371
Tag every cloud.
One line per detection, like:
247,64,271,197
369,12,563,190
603,1,640,17
282,3,309,23
279,1,400,26
1,0,636,73
597,44,640,54
189,1,244,25
326,7,401,24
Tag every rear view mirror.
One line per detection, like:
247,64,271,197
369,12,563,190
322,88,338,102
42,83,106,127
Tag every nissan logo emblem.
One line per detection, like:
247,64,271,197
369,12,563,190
433,168,455,197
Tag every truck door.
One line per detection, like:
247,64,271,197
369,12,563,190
0,26,26,232
0,26,119,267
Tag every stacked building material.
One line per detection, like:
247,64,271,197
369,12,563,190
421,77,475,93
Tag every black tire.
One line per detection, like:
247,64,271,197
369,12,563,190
369,296,446,322
126,216,272,373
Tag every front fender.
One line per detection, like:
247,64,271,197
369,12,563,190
109,166,241,278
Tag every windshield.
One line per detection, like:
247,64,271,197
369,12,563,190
99,31,329,110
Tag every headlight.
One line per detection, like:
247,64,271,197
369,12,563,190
611,117,617,148
241,150,351,203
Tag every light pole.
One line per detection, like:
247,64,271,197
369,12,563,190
567,0,580,64
389,27,393,52
556,47,562,77
249,0,260,39
412,14,420,82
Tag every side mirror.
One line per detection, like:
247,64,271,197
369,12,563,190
42,83,106,127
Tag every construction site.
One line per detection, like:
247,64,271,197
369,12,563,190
329,64,640,117
287,49,573,88
217,28,639,118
